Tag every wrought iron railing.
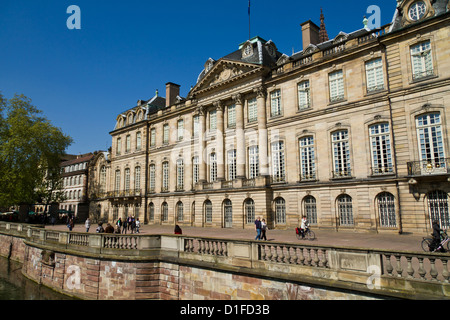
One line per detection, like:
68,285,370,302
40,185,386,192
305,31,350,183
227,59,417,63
407,158,449,176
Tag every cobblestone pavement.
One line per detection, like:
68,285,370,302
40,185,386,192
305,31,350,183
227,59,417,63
45,222,428,253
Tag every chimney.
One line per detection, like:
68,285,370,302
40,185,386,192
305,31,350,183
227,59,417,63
165,82,180,107
300,20,320,50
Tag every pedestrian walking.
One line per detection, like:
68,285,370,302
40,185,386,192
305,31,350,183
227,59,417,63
122,218,128,234
261,218,267,240
85,218,91,232
67,217,74,231
254,216,262,240
96,222,104,233
135,218,140,233
130,216,136,234
104,223,114,233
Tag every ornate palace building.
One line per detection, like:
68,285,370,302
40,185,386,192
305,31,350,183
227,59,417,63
88,0,450,235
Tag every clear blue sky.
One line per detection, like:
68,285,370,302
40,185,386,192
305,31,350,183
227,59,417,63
0,0,397,155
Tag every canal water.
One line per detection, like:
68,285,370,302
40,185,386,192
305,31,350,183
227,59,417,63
0,257,74,300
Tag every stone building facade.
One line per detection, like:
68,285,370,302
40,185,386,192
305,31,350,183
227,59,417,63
89,0,450,235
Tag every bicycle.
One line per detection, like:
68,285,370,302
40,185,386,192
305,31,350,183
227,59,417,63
421,231,450,253
296,227,316,241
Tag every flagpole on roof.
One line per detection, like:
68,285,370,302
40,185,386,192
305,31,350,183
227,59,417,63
248,0,251,40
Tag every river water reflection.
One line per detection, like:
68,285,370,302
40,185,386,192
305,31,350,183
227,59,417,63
0,257,75,300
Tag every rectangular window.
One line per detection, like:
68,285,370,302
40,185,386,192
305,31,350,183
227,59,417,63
329,70,345,102
228,149,237,180
248,98,257,123
193,115,200,137
192,156,199,184
150,128,156,147
365,58,384,92
299,136,316,180
416,113,446,173
411,41,434,80
163,124,169,144
248,146,259,179
272,141,285,182
210,153,217,182
136,132,142,151
332,130,351,178
176,159,184,190
228,104,236,128
149,164,156,192
115,170,120,191
124,168,130,191
135,167,141,190
210,110,217,130
297,80,311,110
369,123,393,175
271,90,282,117
116,138,121,155
126,135,131,153
177,119,184,141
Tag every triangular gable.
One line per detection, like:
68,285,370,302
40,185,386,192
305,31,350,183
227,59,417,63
190,59,263,95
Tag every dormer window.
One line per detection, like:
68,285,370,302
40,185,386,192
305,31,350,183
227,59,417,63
409,1,427,21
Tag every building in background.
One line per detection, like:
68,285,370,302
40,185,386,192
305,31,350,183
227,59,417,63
89,0,450,235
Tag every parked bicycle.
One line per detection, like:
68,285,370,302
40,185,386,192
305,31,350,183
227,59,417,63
421,231,450,253
296,227,316,241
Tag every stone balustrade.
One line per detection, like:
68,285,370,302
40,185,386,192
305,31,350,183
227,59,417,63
1,221,449,299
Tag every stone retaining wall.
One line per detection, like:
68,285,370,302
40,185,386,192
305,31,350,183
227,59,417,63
0,222,448,300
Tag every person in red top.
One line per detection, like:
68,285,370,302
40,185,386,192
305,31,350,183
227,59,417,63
174,225,182,234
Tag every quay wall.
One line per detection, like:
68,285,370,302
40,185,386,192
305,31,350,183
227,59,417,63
0,222,449,300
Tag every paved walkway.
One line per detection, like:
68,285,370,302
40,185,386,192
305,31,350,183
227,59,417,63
45,223,428,253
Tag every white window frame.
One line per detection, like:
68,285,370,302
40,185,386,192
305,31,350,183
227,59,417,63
228,149,237,181
272,141,286,182
329,70,345,103
270,90,282,117
297,80,311,110
365,58,385,93
247,98,257,123
369,123,393,175
332,130,351,178
299,136,316,181
248,146,259,179
411,40,434,80
162,162,169,191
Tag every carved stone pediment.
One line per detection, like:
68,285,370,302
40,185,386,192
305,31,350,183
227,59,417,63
191,60,261,94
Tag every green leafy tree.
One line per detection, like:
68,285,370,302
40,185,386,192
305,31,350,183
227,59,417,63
0,93,73,212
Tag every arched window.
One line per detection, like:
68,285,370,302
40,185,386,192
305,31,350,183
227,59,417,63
337,195,353,226
177,201,184,222
377,192,396,228
223,199,233,228
245,199,255,224
427,190,449,229
204,200,213,223
135,166,141,191
162,162,169,192
161,202,169,222
275,197,286,225
303,196,317,225
149,202,155,221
